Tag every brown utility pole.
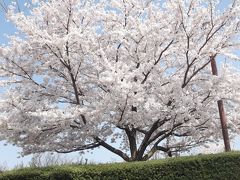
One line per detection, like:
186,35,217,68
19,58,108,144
210,55,231,152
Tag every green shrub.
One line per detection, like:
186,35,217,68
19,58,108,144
1,152,240,180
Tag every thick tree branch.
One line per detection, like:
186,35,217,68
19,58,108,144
95,137,130,161
55,142,100,153
125,128,137,159
136,118,169,160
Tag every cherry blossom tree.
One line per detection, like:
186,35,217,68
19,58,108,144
0,0,240,161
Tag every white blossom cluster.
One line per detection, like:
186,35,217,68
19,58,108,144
0,0,240,161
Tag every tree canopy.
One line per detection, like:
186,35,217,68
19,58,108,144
0,0,240,161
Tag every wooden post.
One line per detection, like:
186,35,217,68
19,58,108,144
210,56,231,152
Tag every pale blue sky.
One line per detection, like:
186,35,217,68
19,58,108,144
0,0,239,169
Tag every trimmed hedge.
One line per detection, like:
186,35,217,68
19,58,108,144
1,152,240,180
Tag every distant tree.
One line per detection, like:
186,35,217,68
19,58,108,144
0,162,7,173
29,152,86,167
0,0,240,161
